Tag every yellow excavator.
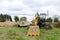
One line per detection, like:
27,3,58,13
32,12,52,29
27,13,40,36
27,12,52,36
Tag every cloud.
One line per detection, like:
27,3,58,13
0,0,60,21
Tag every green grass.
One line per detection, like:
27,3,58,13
0,26,60,40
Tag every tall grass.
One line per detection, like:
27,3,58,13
0,26,60,40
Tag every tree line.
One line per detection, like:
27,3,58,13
0,14,59,22
46,17,59,22
0,14,27,22
14,16,27,22
0,14,12,22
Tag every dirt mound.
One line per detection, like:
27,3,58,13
0,22,20,27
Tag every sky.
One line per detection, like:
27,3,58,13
0,0,60,21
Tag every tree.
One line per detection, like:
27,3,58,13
14,16,19,22
0,14,12,22
20,17,27,22
0,14,5,22
46,17,52,22
4,14,12,22
54,18,59,22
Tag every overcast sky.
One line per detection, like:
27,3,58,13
0,0,60,21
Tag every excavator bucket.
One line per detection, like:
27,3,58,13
27,26,40,36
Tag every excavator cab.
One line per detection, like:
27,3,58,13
37,13,46,28
36,13,52,29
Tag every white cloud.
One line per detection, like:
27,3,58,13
33,0,47,4
0,0,60,21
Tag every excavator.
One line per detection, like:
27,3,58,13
32,12,52,29
18,12,52,29
27,12,52,36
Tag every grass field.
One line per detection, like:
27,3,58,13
0,26,60,40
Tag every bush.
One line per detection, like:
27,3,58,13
54,22,60,28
